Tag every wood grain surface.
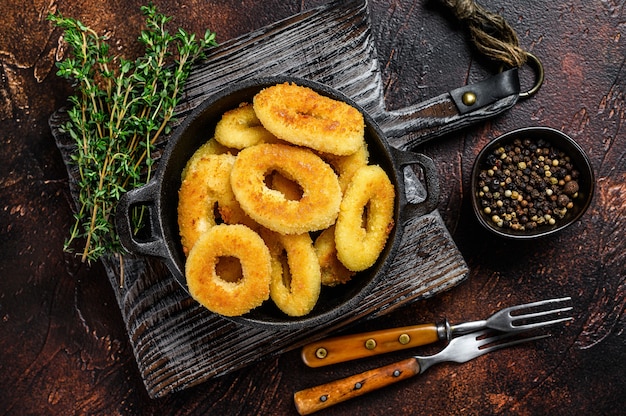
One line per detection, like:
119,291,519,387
1,0,624,415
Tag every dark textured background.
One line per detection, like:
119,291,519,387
1,0,624,414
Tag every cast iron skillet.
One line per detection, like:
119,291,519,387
115,76,440,330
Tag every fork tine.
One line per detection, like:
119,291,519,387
512,305,573,320
511,315,573,330
507,296,572,313
474,329,517,348
480,332,552,353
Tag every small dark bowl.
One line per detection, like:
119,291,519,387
471,127,594,239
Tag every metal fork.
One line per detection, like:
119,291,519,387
451,296,572,334
301,296,572,367
294,330,550,415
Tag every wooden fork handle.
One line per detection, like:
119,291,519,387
301,324,440,367
294,357,420,415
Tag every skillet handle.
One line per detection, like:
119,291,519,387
115,180,168,258
391,148,440,220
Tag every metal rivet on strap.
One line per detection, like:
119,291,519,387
462,91,477,106
365,338,377,350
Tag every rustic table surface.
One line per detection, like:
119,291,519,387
1,0,624,415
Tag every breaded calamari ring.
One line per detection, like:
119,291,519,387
253,82,365,155
335,165,395,272
177,153,250,254
230,143,342,234
319,142,370,193
181,138,235,180
185,224,271,317
214,103,277,149
215,255,244,283
314,225,355,287
263,230,321,317
268,171,303,201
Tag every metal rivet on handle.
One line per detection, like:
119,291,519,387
315,347,328,359
365,338,377,350
398,334,411,345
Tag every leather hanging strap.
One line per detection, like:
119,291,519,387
379,68,521,150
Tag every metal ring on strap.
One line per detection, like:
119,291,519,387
519,52,544,98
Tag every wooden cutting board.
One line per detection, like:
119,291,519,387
51,0,468,398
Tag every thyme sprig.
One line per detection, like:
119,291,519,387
50,4,217,264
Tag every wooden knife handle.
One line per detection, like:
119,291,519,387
293,357,420,415
301,323,439,367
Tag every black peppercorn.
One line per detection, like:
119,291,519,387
563,180,579,195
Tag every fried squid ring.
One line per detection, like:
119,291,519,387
320,142,369,193
186,224,272,316
253,82,365,156
263,230,321,316
214,255,244,283
335,165,395,272
314,226,355,287
230,143,342,234
178,153,250,254
181,138,235,180
267,171,303,201
214,103,277,149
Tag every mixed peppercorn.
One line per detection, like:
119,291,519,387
476,137,581,231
